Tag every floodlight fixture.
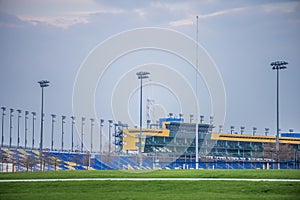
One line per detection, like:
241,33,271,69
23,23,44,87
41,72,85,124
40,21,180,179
9,108,14,148
136,71,150,167
99,119,104,153
61,115,66,151
252,127,257,136
24,111,29,149
81,117,86,152
108,120,113,153
271,60,287,166
265,128,269,136
32,112,36,149
38,79,50,171
51,114,56,151
17,109,22,148
1,107,6,147
90,118,94,153
71,116,75,152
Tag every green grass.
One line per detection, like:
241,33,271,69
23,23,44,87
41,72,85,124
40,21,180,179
0,170,300,200
0,169,299,179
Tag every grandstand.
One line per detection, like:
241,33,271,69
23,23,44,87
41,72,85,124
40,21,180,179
1,117,299,172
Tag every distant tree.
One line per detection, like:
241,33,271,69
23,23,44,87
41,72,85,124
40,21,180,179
82,153,90,170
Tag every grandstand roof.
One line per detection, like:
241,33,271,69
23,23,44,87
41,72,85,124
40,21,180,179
211,133,300,144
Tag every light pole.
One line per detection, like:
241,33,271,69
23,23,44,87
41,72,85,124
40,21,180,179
25,111,29,149
61,116,66,151
136,71,150,167
100,119,104,153
189,114,194,123
240,126,245,135
271,61,287,165
108,120,113,153
219,125,223,133
265,128,269,136
51,114,56,151
38,80,50,171
32,112,36,149
230,126,234,134
9,108,13,148
81,117,85,152
252,127,257,136
17,109,21,148
90,118,94,153
71,116,75,152
1,107,6,147
200,115,204,124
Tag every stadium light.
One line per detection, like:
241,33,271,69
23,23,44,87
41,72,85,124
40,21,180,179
265,128,269,136
179,113,183,120
1,107,6,147
271,61,287,166
81,117,85,152
108,120,113,153
209,116,214,125
200,115,204,124
252,127,257,136
146,120,151,128
17,109,21,148
136,71,150,167
230,126,234,134
71,116,75,152
189,114,194,123
25,111,29,149
218,125,223,133
100,119,104,153
90,118,94,153
51,114,56,151
61,116,66,151
240,126,245,135
9,108,14,148
38,80,50,171
32,112,36,149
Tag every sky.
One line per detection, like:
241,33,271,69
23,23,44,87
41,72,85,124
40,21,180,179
0,0,299,151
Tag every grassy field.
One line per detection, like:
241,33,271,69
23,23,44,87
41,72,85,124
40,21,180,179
0,170,300,200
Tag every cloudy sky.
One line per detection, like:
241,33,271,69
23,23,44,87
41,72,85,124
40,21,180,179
0,0,299,150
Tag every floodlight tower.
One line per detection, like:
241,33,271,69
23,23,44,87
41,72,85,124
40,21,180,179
24,111,29,149
51,114,56,151
240,126,245,135
200,115,204,124
265,128,269,136
61,116,66,151
230,126,234,134
9,108,14,148
271,61,288,165
179,113,183,120
219,125,223,133
71,116,75,152
136,71,150,166
17,109,21,148
38,80,50,171
90,118,94,153
81,117,85,152
99,119,104,153
1,107,6,147
252,127,257,136
32,112,36,149
108,120,113,153
189,114,194,123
